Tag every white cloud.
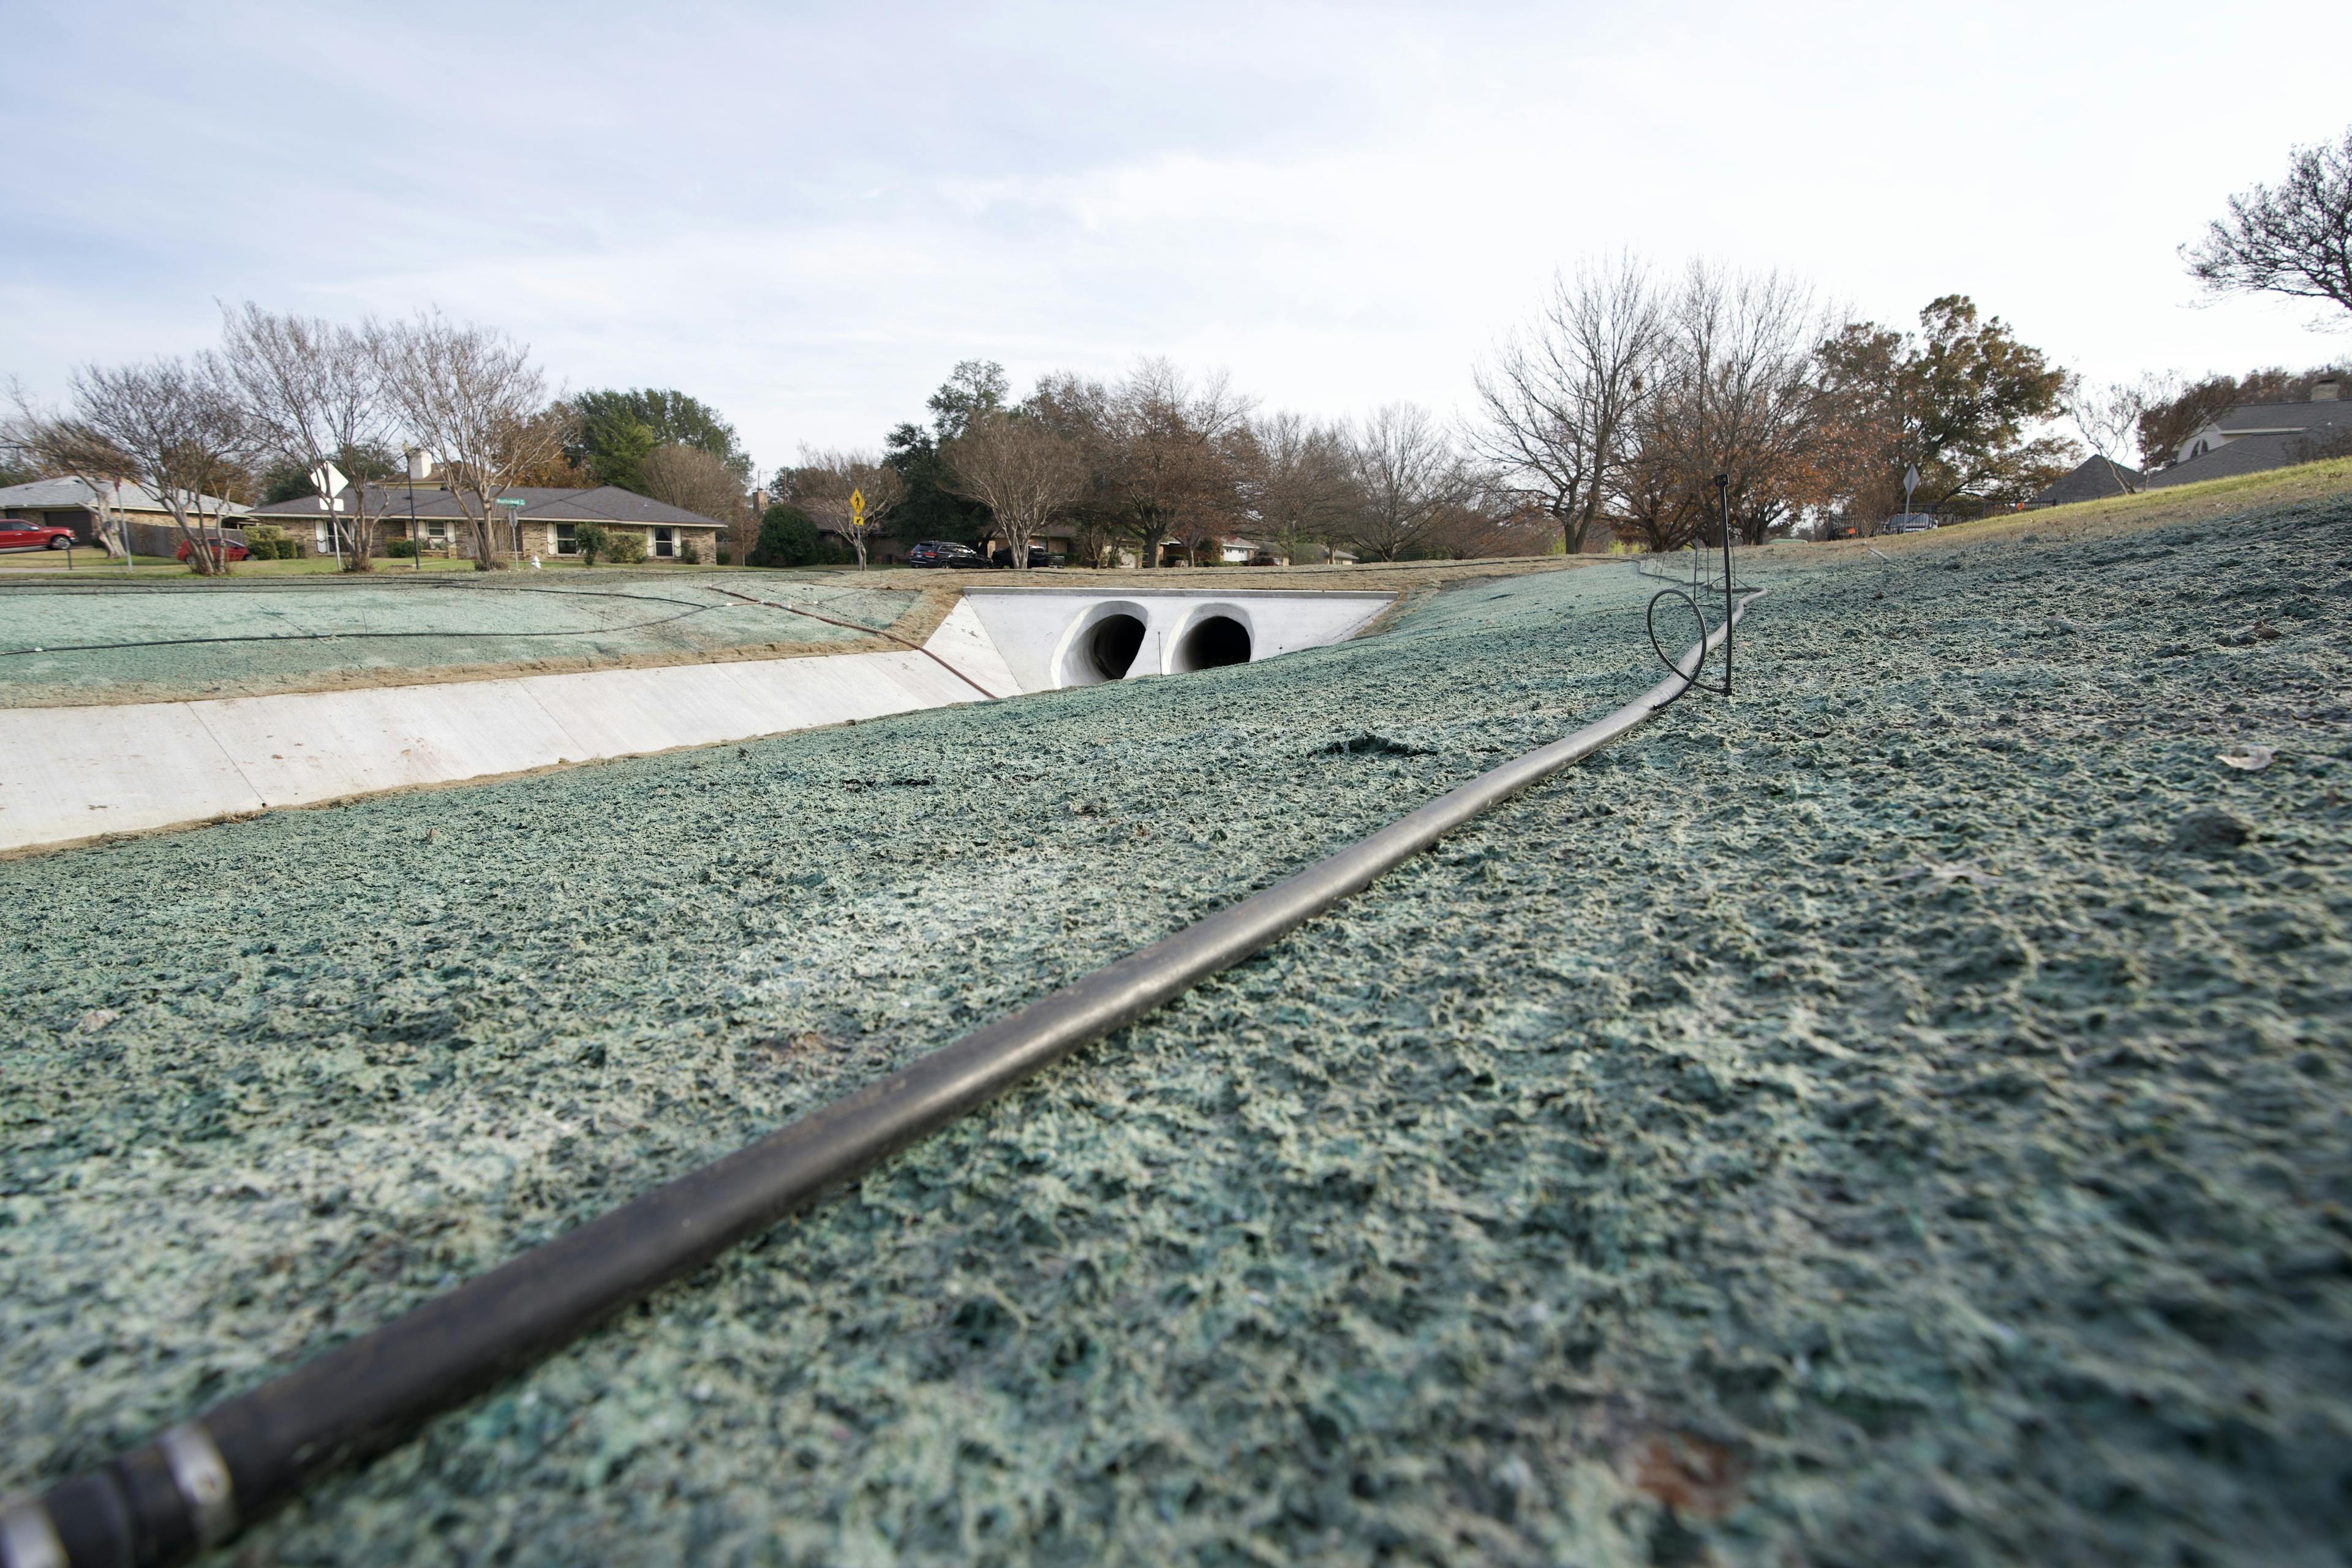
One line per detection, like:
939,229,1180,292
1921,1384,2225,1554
2,0,2347,472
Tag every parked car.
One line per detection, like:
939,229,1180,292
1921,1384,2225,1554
0,518,76,552
176,534,252,563
908,540,985,568
989,544,1052,568
1247,551,1280,566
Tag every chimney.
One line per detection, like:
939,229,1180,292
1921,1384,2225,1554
2312,375,2342,402
405,445,437,481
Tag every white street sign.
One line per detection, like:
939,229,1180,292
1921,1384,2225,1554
312,459,349,499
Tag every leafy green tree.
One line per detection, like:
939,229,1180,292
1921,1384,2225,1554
925,360,1009,440
577,410,655,490
881,423,992,546
571,518,610,565
1816,295,2069,517
570,388,752,486
748,502,839,567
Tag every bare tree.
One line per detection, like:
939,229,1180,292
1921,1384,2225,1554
1472,254,1665,555
639,442,749,540
370,313,559,570
942,411,1085,571
1640,263,1824,545
1245,410,1360,564
1100,359,1254,568
2062,375,2160,494
1026,371,1123,566
2184,126,2352,323
214,303,392,570
789,448,902,567
1346,403,1471,561
1613,417,1709,553
16,359,249,573
7,384,131,560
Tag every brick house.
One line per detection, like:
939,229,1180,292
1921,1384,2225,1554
246,484,729,562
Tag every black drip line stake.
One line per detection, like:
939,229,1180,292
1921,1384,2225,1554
1644,473,1741,707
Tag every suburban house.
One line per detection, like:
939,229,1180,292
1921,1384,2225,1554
0,477,249,555
2027,455,2144,508
245,484,728,562
2149,375,2350,489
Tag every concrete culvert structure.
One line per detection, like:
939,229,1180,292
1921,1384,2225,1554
969,589,1392,694
1170,612,1251,673
1053,601,1155,688
1085,614,1147,682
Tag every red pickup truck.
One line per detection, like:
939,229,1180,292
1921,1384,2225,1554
0,518,77,551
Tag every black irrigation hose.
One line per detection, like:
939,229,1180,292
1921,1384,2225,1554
704,584,1001,699
0,591,1765,1568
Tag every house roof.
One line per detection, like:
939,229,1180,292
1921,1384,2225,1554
0,477,248,516
2199,398,2352,437
246,484,728,527
2029,456,2144,508
2147,432,2326,489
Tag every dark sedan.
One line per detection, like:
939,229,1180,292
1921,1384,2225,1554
908,540,985,568
989,544,1053,568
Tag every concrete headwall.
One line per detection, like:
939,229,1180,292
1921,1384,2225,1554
960,587,1393,694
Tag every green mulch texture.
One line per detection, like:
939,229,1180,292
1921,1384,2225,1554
3,500,2349,1565
0,575,917,706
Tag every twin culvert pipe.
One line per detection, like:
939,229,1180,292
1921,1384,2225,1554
0,590,1762,1568
1076,609,1251,684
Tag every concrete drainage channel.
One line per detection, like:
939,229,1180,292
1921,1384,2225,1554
0,587,1393,858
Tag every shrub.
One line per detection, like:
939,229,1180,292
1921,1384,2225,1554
604,529,648,565
715,543,732,566
244,524,298,560
750,503,822,567
571,519,610,565
386,538,418,559
677,537,702,565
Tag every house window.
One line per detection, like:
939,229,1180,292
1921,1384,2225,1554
555,524,579,556
653,526,675,559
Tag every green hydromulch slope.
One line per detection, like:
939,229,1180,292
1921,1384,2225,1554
2,500,2349,1566
0,575,916,706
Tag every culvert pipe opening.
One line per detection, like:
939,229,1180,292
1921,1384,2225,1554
1172,614,1251,673
1086,614,1147,682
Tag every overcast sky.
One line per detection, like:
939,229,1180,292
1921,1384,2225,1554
5,1,2348,477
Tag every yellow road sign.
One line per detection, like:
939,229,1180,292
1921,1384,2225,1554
850,488,866,525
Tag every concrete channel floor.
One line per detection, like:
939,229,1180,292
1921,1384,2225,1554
2,495,2350,1566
